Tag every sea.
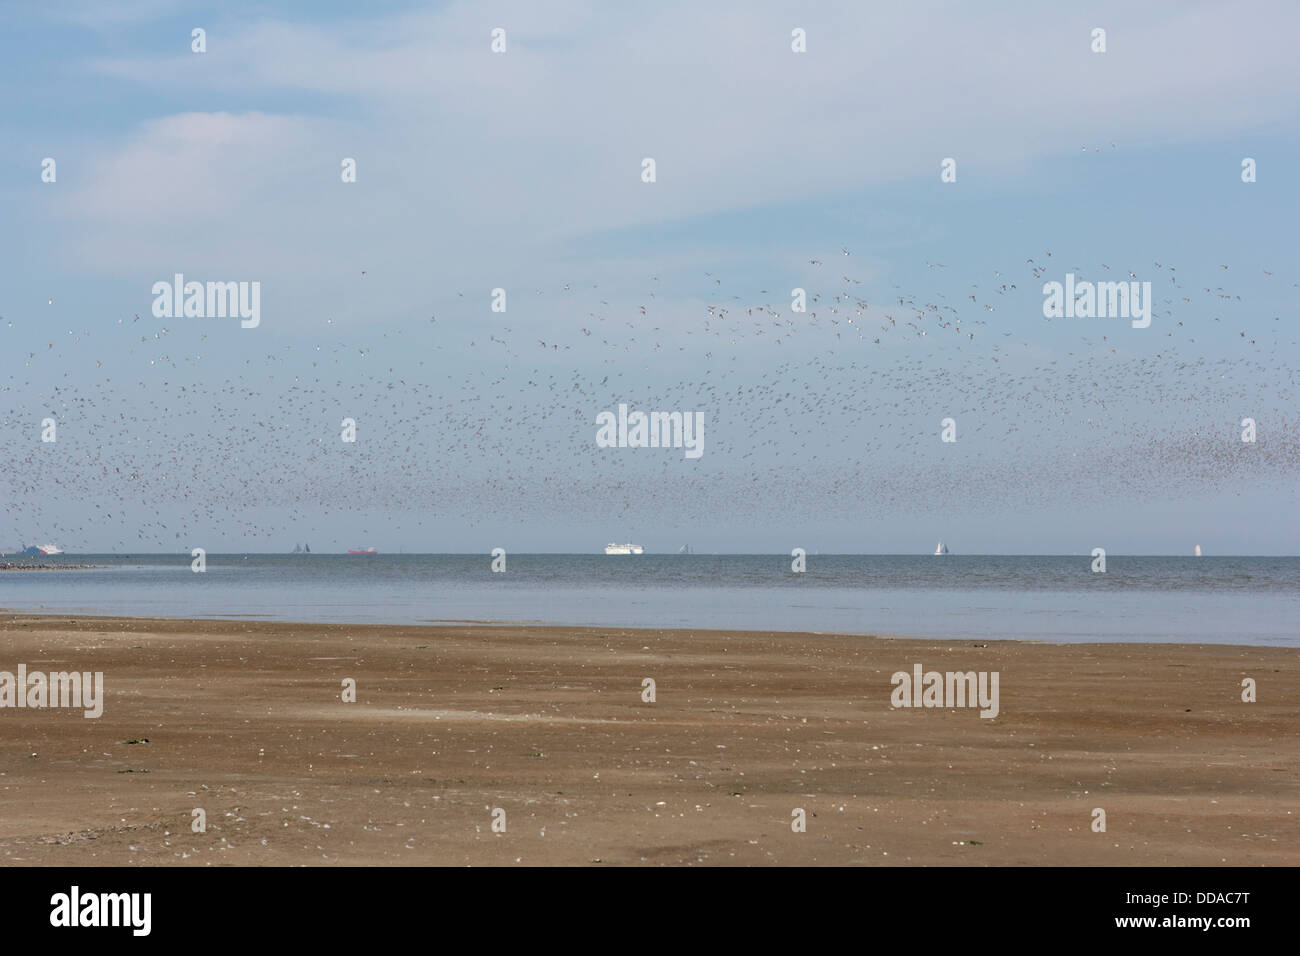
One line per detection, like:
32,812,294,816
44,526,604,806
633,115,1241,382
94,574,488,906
1,554,1297,646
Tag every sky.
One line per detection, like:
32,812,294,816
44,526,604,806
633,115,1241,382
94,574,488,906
1,0,1298,554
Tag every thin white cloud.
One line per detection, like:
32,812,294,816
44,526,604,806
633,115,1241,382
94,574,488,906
48,1,1300,300
41,0,187,31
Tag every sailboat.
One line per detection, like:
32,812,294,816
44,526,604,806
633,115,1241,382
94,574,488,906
934,541,950,555
1194,544,1202,557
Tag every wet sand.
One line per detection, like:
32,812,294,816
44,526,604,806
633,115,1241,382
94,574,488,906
0,614,1295,866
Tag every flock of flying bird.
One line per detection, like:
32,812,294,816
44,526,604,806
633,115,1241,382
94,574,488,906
1,250,1295,550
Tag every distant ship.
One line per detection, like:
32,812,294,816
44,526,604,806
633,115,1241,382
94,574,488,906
348,547,378,555
934,541,950,555
291,543,313,554
12,544,64,557
605,543,644,555
1194,544,1203,556
678,544,693,554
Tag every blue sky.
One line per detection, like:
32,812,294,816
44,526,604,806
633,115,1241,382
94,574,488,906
1,1,1298,554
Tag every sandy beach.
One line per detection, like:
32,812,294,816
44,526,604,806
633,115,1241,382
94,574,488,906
0,613,1295,866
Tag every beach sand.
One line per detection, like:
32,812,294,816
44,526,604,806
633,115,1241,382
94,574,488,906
0,614,1295,866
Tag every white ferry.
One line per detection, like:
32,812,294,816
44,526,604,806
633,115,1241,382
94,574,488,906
605,543,644,555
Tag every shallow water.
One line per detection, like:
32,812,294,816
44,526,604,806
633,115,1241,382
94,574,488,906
2,554,1297,645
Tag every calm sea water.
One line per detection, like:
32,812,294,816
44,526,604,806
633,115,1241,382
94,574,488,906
2,554,1297,645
